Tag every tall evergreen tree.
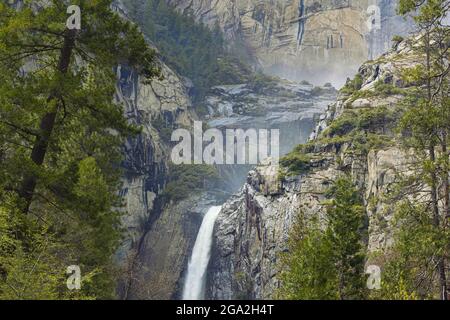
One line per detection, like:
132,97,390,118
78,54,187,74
390,0,450,300
279,175,367,300
0,0,159,299
325,176,367,300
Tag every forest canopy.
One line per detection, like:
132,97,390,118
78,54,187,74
0,0,159,299
121,0,253,102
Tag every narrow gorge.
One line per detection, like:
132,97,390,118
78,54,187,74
109,0,443,300
1,0,448,302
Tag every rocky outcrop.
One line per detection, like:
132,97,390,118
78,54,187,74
207,39,415,299
205,80,337,156
111,1,227,301
166,0,413,86
207,162,302,299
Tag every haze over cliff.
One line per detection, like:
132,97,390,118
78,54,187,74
166,0,414,86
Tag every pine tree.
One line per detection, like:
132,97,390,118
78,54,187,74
325,176,367,300
278,175,367,300
391,0,450,299
0,0,159,213
0,0,159,299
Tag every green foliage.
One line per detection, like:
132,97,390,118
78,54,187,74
0,0,160,299
398,0,448,24
278,176,367,300
324,107,401,138
325,112,359,137
373,81,404,96
311,86,326,96
401,65,426,86
392,35,405,43
215,56,253,85
325,176,367,300
342,75,404,100
352,133,395,155
277,215,338,300
386,0,450,299
374,201,449,299
161,165,219,202
0,192,94,300
280,106,400,176
345,81,404,106
279,153,312,176
247,72,278,94
122,0,252,102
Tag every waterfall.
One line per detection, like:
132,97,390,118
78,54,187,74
296,0,306,50
182,206,222,300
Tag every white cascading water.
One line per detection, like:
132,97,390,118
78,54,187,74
182,206,222,300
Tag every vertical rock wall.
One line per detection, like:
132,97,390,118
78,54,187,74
166,0,414,86
207,40,416,299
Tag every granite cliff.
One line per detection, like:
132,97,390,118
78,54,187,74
117,70,339,300
111,2,344,299
112,0,419,300
166,0,413,86
207,39,416,299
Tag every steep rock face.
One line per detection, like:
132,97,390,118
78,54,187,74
115,61,209,301
124,193,218,300
207,40,414,299
115,62,196,261
165,0,241,40
207,163,303,299
111,1,215,300
238,0,370,84
206,80,337,156
166,0,413,85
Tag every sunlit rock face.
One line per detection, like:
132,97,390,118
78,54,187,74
166,0,413,87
